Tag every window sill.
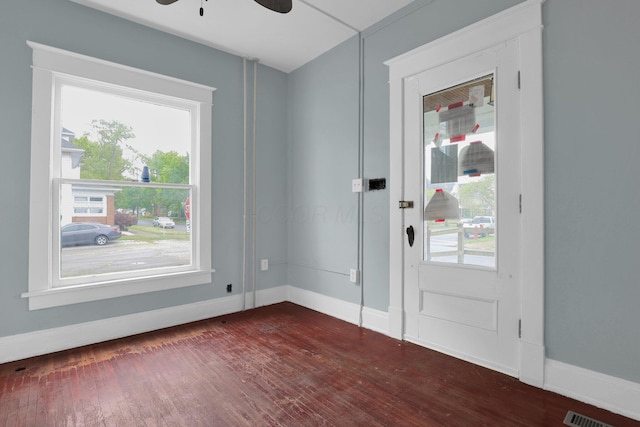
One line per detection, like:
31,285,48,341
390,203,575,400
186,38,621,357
22,269,215,310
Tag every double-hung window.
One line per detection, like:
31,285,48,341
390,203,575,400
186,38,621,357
25,42,214,310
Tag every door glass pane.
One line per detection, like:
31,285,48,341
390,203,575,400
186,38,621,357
423,74,496,268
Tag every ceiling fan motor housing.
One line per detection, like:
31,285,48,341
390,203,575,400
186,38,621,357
156,0,292,14
255,0,293,14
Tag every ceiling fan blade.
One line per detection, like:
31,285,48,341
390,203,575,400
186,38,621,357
156,0,179,5
254,0,292,14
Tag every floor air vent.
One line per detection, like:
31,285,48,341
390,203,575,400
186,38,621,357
564,410,614,427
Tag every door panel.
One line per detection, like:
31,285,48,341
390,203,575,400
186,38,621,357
421,291,497,331
403,40,521,375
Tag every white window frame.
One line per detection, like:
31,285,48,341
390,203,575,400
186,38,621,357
24,41,214,310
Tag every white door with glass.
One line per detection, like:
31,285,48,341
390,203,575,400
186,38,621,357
402,40,522,375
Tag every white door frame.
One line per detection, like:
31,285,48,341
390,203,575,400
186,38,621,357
385,0,545,387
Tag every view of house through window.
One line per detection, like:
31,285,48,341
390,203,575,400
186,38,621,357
59,84,193,281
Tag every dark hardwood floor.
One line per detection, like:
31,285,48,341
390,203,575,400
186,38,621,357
1,302,638,426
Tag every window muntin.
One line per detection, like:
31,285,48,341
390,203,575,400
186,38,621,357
26,41,213,310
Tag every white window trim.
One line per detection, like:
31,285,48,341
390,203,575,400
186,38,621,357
24,41,215,310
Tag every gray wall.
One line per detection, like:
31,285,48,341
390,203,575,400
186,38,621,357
543,0,640,383
2,0,639,388
287,36,360,302
287,0,522,310
0,0,288,336
287,0,640,385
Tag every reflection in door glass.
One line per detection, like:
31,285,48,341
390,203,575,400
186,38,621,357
423,74,496,268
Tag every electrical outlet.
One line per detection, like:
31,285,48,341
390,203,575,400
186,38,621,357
226,284,232,293
349,268,359,283
260,259,269,271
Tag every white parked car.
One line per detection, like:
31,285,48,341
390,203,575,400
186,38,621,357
153,217,175,229
462,216,495,238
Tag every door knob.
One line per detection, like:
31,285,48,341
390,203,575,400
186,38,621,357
406,225,415,247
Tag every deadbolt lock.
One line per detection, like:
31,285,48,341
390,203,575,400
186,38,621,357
398,200,414,209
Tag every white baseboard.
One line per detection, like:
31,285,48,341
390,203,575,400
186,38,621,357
520,340,545,388
1,286,293,365
4,286,639,423
361,306,390,335
243,285,289,309
387,305,404,340
0,285,383,365
0,294,244,364
285,286,390,334
545,359,640,422
286,286,361,325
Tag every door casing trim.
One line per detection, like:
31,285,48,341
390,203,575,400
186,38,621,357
385,0,545,387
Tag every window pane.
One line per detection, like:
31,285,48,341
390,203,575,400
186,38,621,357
423,75,496,268
60,184,192,280
57,83,195,283
60,85,191,184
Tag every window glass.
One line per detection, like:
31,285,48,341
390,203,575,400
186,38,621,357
58,83,194,284
60,85,190,183
423,74,496,268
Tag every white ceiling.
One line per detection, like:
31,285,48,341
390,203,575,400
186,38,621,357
70,0,414,73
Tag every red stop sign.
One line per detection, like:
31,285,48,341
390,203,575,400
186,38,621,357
184,198,191,220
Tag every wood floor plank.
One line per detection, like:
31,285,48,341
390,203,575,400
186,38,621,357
1,302,638,426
